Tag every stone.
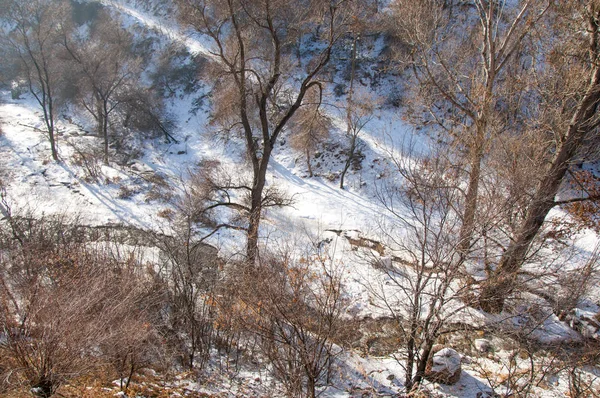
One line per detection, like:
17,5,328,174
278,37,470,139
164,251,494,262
474,338,491,353
425,347,462,385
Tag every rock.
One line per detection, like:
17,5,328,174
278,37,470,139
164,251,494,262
474,338,491,353
567,308,600,340
425,347,462,385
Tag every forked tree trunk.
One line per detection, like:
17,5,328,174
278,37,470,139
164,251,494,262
199,0,338,264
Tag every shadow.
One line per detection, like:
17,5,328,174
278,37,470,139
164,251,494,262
55,161,152,229
435,371,496,398
0,104,51,179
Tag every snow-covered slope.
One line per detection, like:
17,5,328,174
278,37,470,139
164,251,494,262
2,1,600,397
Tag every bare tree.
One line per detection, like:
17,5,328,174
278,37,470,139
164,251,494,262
229,246,346,398
369,144,472,393
145,167,243,370
1,0,72,161
176,0,353,263
390,0,550,258
339,90,375,190
289,87,332,177
337,11,377,191
63,11,143,165
479,1,600,312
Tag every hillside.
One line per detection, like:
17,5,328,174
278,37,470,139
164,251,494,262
1,0,600,397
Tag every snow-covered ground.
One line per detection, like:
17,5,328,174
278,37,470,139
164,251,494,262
2,0,600,396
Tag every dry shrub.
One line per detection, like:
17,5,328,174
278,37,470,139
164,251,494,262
289,87,332,177
225,249,346,398
70,142,104,182
157,208,175,220
0,215,163,397
151,223,222,370
143,172,173,203
564,170,600,233
117,184,140,199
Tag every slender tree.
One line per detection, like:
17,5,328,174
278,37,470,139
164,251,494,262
339,90,375,190
1,0,72,161
289,87,332,177
177,0,353,263
63,12,142,165
372,145,471,393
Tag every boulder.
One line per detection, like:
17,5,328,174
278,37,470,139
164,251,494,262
474,338,491,353
567,308,600,340
425,347,462,385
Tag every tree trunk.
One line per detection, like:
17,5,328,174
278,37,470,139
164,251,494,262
306,374,316,398
102,106,109,165
457,123,485,255
43,103,58,161
246,201,262,265
340,34,358,190
28,61,58,161
404,290,421,391
48,129,58,161
125,356,135,391
246,144,272,265
41,82,58,161
409,341,433,393
404,332,416,391
339,136,355,190
306,148,313,177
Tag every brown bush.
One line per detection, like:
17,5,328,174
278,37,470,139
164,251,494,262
0,215,163,396
225,249,346,398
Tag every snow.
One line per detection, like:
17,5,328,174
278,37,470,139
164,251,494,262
93,0,215,58
2,0,600,396
431,348,461,375
530,314,582,344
